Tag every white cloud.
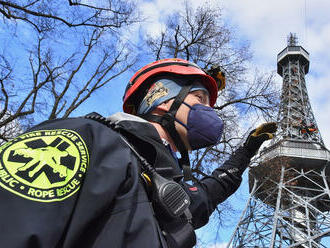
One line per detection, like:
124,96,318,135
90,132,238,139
217,0,330,149
134,0,330,246
138,0,186,37
138,2,161,37
136,0,330,148
308,72,330,148
207,243,228,248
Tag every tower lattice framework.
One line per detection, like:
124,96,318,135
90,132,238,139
227,34,330,248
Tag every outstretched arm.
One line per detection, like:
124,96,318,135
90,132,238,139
183,122,277,228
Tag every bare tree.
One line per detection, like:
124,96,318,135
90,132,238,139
0,0,136,32
146,2,279,169
145,1,280,242
0,111,22,145
146,2,249,82
0,0,139,142
0,54,23,143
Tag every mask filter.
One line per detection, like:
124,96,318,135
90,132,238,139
178,103,224,150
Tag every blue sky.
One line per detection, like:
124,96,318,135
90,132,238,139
221,0,330,150
77,1,330,246
2,0,326,247
130,0,330,149
90,0,330,150
120,0,330,247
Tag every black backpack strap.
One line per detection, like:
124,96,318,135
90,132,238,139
85,112,112,127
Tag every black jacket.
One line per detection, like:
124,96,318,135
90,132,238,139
0,113,251,248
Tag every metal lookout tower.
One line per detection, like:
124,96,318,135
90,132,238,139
227,34,330,247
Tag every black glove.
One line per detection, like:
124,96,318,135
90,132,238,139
244,122,277,157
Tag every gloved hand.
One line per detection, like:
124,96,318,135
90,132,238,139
244,122,277,157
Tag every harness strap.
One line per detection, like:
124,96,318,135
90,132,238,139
142,84,193,181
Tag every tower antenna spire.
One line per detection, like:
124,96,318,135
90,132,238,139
227,34,330,248
287,32,298,46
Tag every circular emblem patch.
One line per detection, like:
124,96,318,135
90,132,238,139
0,129,89,202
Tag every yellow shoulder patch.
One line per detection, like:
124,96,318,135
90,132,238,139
0,129,89,202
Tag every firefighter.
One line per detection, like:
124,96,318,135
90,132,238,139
0,58,277,248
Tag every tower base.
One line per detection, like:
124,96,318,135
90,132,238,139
227,157,330,248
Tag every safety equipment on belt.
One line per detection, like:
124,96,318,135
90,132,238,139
244,122,277,156
176,103,224,150
123,58,225,181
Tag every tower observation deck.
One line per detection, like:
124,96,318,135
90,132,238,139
227,34,330,248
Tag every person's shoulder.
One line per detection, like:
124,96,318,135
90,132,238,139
25,114,125,144
29,115,110,132
107,112,155,133
21,115,124,155
106,112,150,126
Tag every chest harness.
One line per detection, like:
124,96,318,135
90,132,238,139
140,83,194,182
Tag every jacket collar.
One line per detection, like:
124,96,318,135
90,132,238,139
107,113,183,180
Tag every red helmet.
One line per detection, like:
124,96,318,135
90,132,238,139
123,58,220,114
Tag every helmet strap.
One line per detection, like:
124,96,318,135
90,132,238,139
142,84,193,181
